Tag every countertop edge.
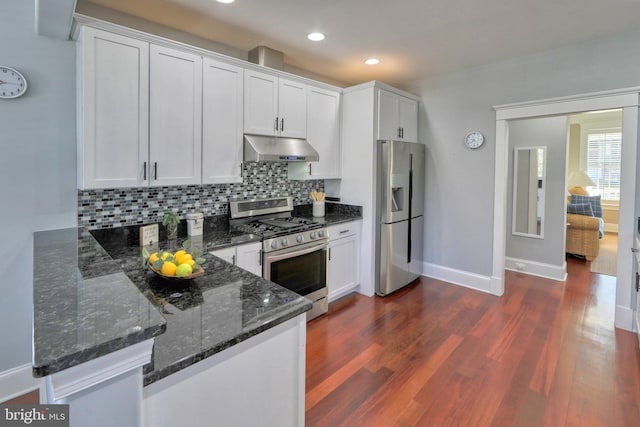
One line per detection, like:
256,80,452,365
142,300,312,386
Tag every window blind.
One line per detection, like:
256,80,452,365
586,130,621,201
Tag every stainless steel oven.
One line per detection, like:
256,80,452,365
264,239,328,321
229,197,330,321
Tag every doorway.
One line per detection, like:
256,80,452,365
491,88,639,332
567,110,622,277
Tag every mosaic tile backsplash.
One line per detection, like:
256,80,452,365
78,162,324,230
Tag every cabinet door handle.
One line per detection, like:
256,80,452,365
154,162,158,180
328,248,331,261
632,248,640,253
308,163,312,176
232,254,236,265
143,162,147,180
275,117,279,132
401,127,404,138
281,118,284,132
258,250,262,266
636,272,639,292
339,229,349,234
398,127,402,138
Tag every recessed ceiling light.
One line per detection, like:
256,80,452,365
365,58,380,65
216,0,235,3
307,32,325,41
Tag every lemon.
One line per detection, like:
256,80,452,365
185,259,195,268
174,250,187,259
176,263,193,277
149,252,160,264
161,262,177,276
160,251,171,261
176,253,193,265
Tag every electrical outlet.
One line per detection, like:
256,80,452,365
140,224,159,246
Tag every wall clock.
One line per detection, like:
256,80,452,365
464,131,485,149
0,66,27,99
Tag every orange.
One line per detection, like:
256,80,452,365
149,252,160,264
174,250,187,259
160,262,177,276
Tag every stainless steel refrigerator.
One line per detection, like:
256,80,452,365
375,140,425,296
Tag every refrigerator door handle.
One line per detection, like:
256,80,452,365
407,154,413,263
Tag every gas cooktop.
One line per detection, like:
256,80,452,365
231,216,323,238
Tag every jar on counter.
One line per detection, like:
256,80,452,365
186,212,204,236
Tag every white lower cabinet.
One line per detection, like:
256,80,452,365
327,221,361,301
210,242,262,276
144,315,306,427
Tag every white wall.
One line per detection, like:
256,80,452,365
0,0,77,372
409,28,640,277
506,116,567,267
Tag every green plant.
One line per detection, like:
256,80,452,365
162,211,180,227
162,211,180,239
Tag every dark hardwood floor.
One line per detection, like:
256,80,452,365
305,258,640,426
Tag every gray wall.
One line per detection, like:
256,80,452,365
409,28,640,276
506,117,568,266
0,0,77,371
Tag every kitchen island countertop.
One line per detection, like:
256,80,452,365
32,203,362,385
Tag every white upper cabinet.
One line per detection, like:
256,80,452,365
277,78,307,138
243,70,279,136
78,27,149,189
377,88,418,142
244,69,307,138
149,44,202,187
398,96,418,142
202,58,244,184
288,86,341,180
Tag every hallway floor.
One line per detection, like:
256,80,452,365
306,258,640,426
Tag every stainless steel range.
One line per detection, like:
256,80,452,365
229,197,329,321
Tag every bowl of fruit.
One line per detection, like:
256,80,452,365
143,241,205,281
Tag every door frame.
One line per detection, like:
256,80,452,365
492,87,640,331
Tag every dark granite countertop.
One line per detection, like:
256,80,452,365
32,204,361,384
32,228,167,377
293,202,363,226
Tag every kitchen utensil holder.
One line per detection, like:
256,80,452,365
313,201,325,218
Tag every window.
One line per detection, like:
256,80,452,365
586,129,621,201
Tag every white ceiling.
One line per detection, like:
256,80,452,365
83,0,640,87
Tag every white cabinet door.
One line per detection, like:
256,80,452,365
210,242,262,276
288,86,340,180
377,89,400,141
202,58,244,184
244,70,278,136
398,95,418,142
307,86,340,178
278,78,307,138
377,89,419,142
149,44,202,187
327,222,361,301
210,247,236,265
78,27,149,189
236,242,263,276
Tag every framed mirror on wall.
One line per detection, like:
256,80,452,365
512,146,546,238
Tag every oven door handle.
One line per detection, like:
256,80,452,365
266,242,329,263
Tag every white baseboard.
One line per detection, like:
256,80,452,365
0,364,44,404
604,223,619,233
422,262,495,295
329,284,359,303
505,257,567,281
615,305,635,332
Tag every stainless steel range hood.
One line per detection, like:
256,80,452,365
243,134,319,162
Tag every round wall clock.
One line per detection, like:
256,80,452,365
464,131,485,149
0,66,27,99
